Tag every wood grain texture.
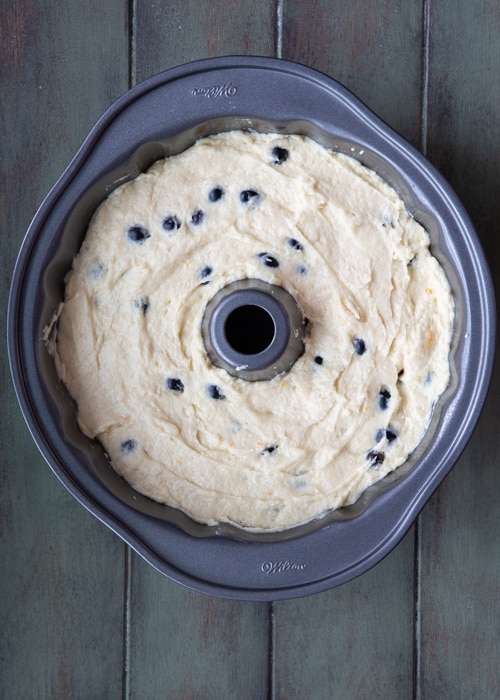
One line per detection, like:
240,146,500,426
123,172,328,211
1,1,498,698
273,531,416,699
133,0,277,83
127,561,270,699
417,1,500,697
281,0,425,146
1,1,129,697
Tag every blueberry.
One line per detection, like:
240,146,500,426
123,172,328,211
166,377,184,393
353,337,367,355
287,237,304,251
272,146,289,164
375,428,397,443
378,387,391,410
162,215,181,232
208,186,224,202
134,296,149,315
240,189,260,204
367,450,385,469
258,252,279,268
191,209,205,225
127,225,150,244
297,264,308,275
386,428,397,443
89,261,106,279
261,445,278,456
314,355,324,365
199,265,213,283
207,384,225,400
121,439,137,454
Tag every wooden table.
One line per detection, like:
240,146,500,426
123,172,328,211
2,2,498,697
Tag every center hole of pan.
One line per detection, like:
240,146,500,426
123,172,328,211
224,304,275,355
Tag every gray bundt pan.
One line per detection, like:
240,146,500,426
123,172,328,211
8,57,496,599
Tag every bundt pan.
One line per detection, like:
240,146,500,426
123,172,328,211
8,57,495,600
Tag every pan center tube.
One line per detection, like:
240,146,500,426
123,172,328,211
202,279,306,381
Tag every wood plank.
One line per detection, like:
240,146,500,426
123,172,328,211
274,2,426,697
133,0,277,83
128,562,270,698
417,0,500,696
281,0,425,147
126,2,278,697
273,532,416,699
0,2,129,696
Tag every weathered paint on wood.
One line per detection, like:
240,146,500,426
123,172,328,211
133,0,277,83
0,1,129,697
273,531,416,699
1,1,498,698
281,0,424,147
127,562,270,699
417,1,500,697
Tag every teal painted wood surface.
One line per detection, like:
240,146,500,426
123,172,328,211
273,532,416,698
281,0,424,147
133,0,276,82
418,2,500,697
1,1,498,698
1,2,130,697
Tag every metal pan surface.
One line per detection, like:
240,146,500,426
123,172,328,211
8,57,495,600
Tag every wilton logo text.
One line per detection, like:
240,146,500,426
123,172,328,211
261,560,307,575
191,83,237,98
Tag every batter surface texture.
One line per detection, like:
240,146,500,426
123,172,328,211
47,131,454,532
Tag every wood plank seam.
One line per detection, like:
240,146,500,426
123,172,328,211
276,0,283,59
125,4,135,697
268,600,277,700
271,4,280,695
419,0,431,157
415,2,430,697
128,0,137,88
123,546,132,700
